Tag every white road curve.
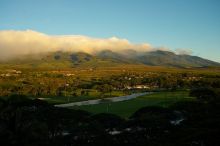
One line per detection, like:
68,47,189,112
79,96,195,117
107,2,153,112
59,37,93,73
55,92,152,108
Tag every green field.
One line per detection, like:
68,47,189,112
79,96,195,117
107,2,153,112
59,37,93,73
40,90,126,104
71,91,195,118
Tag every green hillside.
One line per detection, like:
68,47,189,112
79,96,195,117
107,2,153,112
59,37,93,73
0,50,219,69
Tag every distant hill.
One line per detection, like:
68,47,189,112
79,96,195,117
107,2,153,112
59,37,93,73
97,50,220,68
136,50,220,68
0,50,219,68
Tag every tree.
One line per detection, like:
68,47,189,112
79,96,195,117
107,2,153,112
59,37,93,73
190,88,217,102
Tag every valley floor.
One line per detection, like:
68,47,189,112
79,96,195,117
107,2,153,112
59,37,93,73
71,91,195,118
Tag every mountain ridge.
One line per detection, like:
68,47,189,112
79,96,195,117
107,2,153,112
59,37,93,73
0,50,219,68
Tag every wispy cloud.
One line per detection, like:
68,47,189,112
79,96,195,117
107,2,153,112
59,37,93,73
175,48,193,55
0,30,153,60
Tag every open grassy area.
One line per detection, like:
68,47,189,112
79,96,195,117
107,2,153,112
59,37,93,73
40,90,126,104
71,91,195,118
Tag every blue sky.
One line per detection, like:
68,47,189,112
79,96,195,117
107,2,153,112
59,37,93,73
0,0,220,62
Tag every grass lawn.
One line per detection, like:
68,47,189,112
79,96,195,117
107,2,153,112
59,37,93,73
70,91,195,118
41,90,126,104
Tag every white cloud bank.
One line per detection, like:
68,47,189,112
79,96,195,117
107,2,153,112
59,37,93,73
0,30,153,60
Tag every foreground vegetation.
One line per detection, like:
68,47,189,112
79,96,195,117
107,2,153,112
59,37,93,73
0,87,220,146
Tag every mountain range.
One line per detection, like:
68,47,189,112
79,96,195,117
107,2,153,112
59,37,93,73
1,50,220,68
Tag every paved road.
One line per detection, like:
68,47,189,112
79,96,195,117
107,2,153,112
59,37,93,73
55,92,152,108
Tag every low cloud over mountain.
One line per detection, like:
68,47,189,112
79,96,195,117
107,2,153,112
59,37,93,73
0,30,153,60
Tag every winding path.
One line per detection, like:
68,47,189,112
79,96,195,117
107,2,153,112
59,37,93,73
55,92,152,108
